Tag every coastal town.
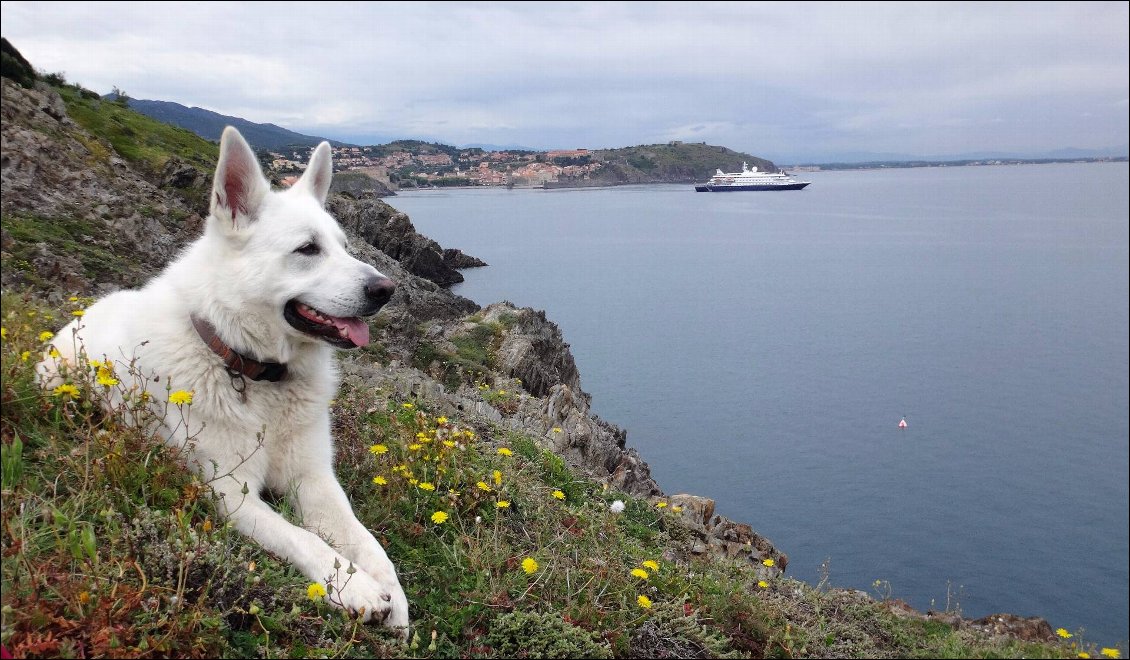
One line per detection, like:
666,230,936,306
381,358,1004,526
268,142,604,189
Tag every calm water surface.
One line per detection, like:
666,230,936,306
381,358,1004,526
389,163,1129,644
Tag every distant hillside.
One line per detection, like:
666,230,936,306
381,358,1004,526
116,97,347,151
550,142,778,188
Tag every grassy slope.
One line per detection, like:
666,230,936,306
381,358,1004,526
1,307,1095,660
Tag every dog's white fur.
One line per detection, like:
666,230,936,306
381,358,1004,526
38,127,409,635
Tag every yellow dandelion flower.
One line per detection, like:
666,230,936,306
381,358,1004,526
418,482,436,491
436,416,448,425
52,384,80,398
656,501,668,508
758,580,769,588
78,591,90,604
1101,649,1120,659
372,476,388,485
493,470,502,485
1058,629,1074,639
443,440,456,448
552,427,562,433
369,443,389,455
408,478,419,486
552,490,566,500
408,443,423,451
498,389,507,395
631,568,650,580
168,390,194,405
402,402,414,409
642,560,659,572
68,296,79,302
49,347,60,359
38,330,54,342
0,327,6,340
672,505,684,513
762,558,775,567
477,481,492,492
431,511,448,524
1080,654,1091,659
96,366,119,386
496,500,510,508
20,350,31,362
497,447,512,456
72,310,85,317
306,582,327,600
522,557,538,574
637,595,652,609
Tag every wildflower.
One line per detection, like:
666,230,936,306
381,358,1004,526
1079,654,1091,659
52,384,80,398
443,440,456,448
408,443,423,451
497,447,512,457
758,580,769,588
72,310,85,317
436,416,448,425
610,500,625,514
402,402,415,409
430,511,449,524
306,582,327,600
49,347,60,359
169,390,194,405
552,490,566,500
1101,649,1120,659
522,557,538,574
656,501,668,508
372,476,387,485
38,330,54,342
418,482,436,491
96,367,119,386
672,505,683,513
631,568,649,580
20,350,31,362
498,389,507,396
552,427,562,433
493,470,502,485
408,478,419,486
202,519,213,533
637,595,652,609
464,430,476,439
1058,628,1074,639
369,443,389,455
642,560,660,572
477,481,492,492
0,327,6,339
762,558,775,567
496,500,510,508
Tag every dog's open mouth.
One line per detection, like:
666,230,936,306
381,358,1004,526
284,300,369,348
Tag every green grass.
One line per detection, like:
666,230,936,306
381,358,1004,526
0,292,1108,658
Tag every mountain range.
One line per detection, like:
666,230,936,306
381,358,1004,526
115,93,1128,165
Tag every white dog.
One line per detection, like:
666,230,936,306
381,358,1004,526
39,127,410,636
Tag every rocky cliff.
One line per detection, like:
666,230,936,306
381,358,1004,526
1,74,782,559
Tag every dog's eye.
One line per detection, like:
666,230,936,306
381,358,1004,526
294,242,320,256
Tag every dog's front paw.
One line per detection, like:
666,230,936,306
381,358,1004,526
323,570,409,639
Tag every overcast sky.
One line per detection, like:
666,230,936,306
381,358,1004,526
2,1,1127,162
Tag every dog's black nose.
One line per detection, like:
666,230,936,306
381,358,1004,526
365,276,396,306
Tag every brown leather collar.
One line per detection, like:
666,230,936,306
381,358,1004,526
191,315,288,383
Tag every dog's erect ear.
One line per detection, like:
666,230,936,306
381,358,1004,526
293,141,333,206
211,127,269,231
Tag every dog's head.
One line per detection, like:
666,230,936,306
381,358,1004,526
206,126,394,349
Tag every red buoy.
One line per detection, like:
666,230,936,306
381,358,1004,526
898,418,908,429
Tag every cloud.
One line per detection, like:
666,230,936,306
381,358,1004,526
2,1,1126,159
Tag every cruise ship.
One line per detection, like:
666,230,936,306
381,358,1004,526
694,162,811,192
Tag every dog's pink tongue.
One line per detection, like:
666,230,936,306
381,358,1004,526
335,317,369,347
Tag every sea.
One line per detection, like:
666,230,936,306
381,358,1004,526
387,162,1130,646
